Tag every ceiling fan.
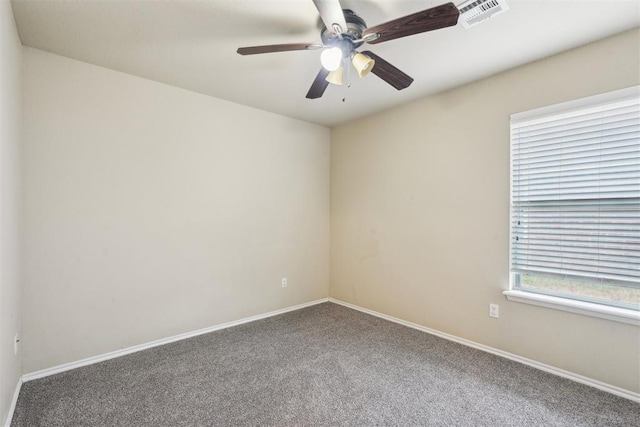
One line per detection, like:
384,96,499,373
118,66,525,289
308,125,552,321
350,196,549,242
237,0,461,99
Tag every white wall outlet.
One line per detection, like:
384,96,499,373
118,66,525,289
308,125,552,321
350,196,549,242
14,333,20,355
281,277,288,288
489,304,499,319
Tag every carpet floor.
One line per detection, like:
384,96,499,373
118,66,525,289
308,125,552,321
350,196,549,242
11,302,640,426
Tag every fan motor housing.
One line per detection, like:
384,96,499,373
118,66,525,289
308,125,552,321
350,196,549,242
320,9,367,49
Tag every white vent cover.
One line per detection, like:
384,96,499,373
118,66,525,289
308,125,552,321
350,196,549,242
458,0,509,29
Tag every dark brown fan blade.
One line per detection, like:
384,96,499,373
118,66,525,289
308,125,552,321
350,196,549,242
362,51,414,90
306,68,330,99
237,43,322,55
363,2,459,44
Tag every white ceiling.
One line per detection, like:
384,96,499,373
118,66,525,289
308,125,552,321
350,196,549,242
11,0,640,127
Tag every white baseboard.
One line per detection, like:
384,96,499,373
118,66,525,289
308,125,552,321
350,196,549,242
22,298,329,382
4,377,22,427
328,298,640,403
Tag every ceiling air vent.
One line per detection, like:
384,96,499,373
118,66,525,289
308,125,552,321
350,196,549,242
458,0,509,29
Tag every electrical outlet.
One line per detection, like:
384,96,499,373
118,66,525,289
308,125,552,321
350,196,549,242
489,304,499,319
14,333,20,355
281,277,288,288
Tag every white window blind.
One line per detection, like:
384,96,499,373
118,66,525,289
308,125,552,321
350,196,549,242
510,87,640,289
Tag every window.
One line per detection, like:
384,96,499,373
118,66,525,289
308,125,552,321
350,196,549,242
507,86,640,322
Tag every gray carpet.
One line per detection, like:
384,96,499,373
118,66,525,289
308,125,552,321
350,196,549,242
11,302,640,426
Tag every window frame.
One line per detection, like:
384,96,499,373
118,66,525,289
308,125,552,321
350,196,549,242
505,86,640,325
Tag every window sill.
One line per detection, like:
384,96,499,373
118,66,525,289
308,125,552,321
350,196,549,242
503,290,640,326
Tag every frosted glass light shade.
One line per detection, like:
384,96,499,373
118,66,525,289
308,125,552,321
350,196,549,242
320,47,342,71
325,67,344,85
352,53,375,78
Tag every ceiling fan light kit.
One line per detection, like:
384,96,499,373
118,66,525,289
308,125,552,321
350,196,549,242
237,0,472,99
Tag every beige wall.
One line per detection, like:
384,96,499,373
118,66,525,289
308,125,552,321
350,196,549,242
22,48,330,373
331,29,640,393
0,0,22,423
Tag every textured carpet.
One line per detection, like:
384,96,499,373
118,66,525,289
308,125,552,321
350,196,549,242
11,302,640,426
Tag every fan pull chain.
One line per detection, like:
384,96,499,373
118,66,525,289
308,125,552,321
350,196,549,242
342,56,350,102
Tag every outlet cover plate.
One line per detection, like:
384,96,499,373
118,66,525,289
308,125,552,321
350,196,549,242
489,304,500,318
